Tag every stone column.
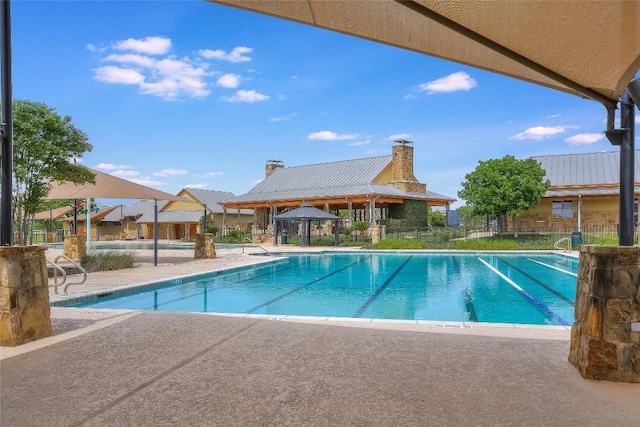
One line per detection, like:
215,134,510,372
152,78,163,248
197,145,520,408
194,233,216,259
63,235,86,260
569,245,640,383
0,246,52,346
371,224,382,245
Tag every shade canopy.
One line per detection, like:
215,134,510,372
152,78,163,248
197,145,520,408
273,202,340,221
46,167,185,202
208,0,640,124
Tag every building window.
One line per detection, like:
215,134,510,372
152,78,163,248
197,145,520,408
552,200,573,218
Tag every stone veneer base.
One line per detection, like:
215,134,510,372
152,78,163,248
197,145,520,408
569,245,640,383
0,246,52,346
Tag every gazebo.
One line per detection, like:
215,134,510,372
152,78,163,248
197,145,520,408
273,202,341,247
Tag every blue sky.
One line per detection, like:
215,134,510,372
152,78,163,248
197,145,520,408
10,1,639,209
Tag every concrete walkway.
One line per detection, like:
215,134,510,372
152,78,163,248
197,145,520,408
1,244,637,426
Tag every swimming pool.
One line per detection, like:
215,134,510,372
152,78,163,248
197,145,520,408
60,252,578,326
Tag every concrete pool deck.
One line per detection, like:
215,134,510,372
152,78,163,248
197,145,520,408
2,244,638,426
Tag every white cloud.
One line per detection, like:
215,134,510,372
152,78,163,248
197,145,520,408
270,113,297,122
565,133,605,145
217,73,241,88
95,163,133,170
93,66,145,85
387,133,412,141
404,94,417,100
308,131,359,141
418,71,477,94
348,139,370,146
636,114,640,123
113,36,171,55
153,168,188,177
185,184,208,189
223,90,269,103
194,171,224,178
91,37,215,99
510,126,569,140
198,46,252,63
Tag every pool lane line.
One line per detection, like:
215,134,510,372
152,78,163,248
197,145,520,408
477,258,570,327
452,256,478,322
496,257,574,305
528,255,579,272
137,254,339,312
525,258,578,277
245,255,373,314
353,256,414,318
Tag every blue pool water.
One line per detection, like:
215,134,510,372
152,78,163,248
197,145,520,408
61,252,579,326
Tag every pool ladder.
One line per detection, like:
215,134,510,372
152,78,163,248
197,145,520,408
46,255,87,294
554,237,571,252
242,236,270,255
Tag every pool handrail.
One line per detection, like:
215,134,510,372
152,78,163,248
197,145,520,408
242,236,270,255
554,236,571,251
46,256,67,294
53,254,88,293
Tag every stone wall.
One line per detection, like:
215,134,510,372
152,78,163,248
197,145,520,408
569,245,640,383
194,233,216,259
63,235,86,260
0,246,52,346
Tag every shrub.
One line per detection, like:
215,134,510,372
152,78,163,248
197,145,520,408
80,251,136,272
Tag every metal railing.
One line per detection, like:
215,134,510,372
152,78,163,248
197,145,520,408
47,255,87,294
242,236,270,255
553,237,571,251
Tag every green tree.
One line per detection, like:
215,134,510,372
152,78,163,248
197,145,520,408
458,155,549,237
7,100,94,245
427,207,446,228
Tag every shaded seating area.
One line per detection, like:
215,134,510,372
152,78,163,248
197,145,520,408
273,202,341,246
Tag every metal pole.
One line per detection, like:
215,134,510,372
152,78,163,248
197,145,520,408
153,199,158,266
619,89,635,246
1,0,13,246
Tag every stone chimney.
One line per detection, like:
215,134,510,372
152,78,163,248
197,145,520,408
265,160,284,177
391,140,426,194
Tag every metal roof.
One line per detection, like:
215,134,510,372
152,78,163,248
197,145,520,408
224,156,455,204
532,151,640,187
182,188,253,215
274,202,340,221
101,200,169,222
545,186,640,198
137,210,204,224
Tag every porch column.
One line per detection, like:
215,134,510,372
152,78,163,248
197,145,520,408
236,208,241,226
222,207,227,228
347,199,353,225
569,245,640,383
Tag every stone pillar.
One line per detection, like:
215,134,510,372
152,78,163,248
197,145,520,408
63,235,86,261
569,245,640,383
0,246,52,346
371,224,386,244
194,233,216,259
46,232,57,243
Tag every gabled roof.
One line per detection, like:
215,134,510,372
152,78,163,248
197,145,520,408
224,156,454,205
101,200,169,222
181,188,253,215
137,210,204,224
533,151,640,187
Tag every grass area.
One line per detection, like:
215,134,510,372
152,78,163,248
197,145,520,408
80,251,137,272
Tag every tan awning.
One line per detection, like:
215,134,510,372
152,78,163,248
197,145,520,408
33,206,74,221
46,167,185,202
207,0,640,125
